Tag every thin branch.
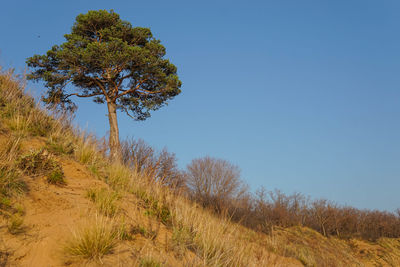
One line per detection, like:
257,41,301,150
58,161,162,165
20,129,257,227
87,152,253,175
65,92,103,98
120,105,136,119
116,79,147,98
136,87,165,95
117,73,133,88
112,79,119,100
93,78,109,100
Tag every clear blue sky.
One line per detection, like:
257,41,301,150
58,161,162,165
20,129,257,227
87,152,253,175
1,0,400,211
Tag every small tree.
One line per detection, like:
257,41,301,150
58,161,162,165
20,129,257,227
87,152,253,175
186,156,247,212
26,10,181,161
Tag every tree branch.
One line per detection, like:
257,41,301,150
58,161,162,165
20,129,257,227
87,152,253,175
116,79,147,98
136,87,165,95
117,73,133,88
120,104,136,119
65,92,103,98
92,78,109,100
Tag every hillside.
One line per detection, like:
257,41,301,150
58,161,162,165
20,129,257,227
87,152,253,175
1,68,400,267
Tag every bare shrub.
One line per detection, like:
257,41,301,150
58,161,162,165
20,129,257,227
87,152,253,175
157,149,185,189
121,138,154,172
245,187,400,240
121,138,185,190
186,156,247,212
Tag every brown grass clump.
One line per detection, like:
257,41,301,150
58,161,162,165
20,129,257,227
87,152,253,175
0,69,54,138
87,188,120,217
0,136,26,210
139,256,163,267
0,167,25,199
7,214,25,235
64,215,119,262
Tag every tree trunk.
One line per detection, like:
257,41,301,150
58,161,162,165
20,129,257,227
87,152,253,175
107,100,121,162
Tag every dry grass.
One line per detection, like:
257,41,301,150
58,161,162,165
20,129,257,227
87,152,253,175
0,135,21,164
45,134,74,156
87,188,120,217
257,226,363,266
3,67,400,266
170,199,252,266
2,67,254,264
0,136,26,207
7,214,25,235
139,256,163,267
64,215,119,262
105,162,133,190
0,69,54,138
0,68,280,265
73,133,101,165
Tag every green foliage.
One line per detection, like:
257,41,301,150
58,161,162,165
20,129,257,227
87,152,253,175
26,9,181,120
0,197,11,210
47,168,66,185
17,149,65,185
18,149,54,175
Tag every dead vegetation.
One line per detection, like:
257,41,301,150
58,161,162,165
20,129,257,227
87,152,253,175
1,67,400,266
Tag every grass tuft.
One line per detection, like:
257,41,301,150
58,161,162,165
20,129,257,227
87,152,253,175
45,136,74,155
172,226,195,256
46,168,66,185
7,214,25,234
0,167,26,197
73,134,102,166
105,163,132,190
0,135,21,163
64,215,119,261
139,256,162,267
87,188,119,217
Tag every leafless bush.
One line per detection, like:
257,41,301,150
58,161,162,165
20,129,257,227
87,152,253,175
157,149,185,189
121,138,154,172
237,186,400,241
185,156,247,213
120,138,185,190
250,188,309,233
119,138,400,241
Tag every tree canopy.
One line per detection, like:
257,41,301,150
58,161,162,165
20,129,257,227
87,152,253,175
26,10,182,160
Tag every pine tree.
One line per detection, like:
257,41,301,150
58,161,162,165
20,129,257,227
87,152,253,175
27,10,181,161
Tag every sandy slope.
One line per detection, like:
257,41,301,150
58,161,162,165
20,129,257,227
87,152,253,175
0,138,399,266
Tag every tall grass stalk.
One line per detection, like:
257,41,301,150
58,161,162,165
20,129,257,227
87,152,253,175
64,215,119,262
